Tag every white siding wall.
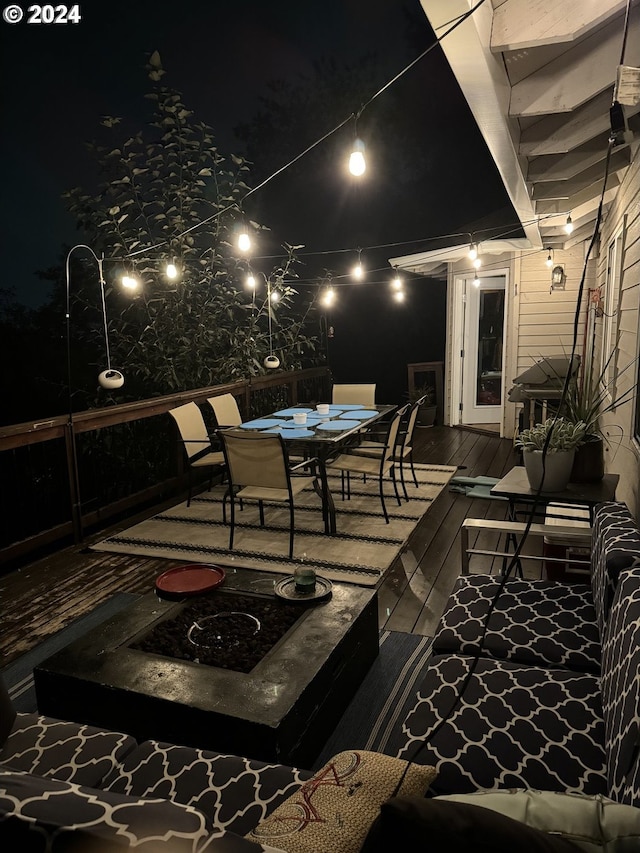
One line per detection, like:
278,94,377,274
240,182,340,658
596,152,640,518
515,246,592,376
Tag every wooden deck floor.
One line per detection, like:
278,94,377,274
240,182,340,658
0,426,525,667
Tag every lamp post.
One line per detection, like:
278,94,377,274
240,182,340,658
65,244,125,541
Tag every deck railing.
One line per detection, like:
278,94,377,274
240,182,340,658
0,367,331,567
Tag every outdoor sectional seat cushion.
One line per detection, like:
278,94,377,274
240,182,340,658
0,767,212,851
101,740,312,837
387,653,607,798
590,501,640,637
600,564,640,805
0,712,137,788
431,575,601,672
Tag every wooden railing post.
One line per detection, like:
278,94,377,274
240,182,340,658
64,419,83,544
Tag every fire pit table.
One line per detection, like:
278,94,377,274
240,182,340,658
33,578,378,767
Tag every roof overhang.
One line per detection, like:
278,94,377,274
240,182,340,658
419,0,640,251
390,238,531,275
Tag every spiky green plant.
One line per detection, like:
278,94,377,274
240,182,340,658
560,341,637,437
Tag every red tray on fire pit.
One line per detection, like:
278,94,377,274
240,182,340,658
155,564,226,597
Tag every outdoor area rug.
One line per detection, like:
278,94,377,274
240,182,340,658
2,593,139,713
92,464,457,587
312,630,434,770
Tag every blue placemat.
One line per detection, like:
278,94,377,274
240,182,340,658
240,418,285,429
316,419,361,431
267,427,315,439
340,409,377,420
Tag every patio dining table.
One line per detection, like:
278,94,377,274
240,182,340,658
230,402,397,534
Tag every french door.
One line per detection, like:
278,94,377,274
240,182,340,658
460,275,506,425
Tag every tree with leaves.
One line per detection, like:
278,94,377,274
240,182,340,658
63,51,321,401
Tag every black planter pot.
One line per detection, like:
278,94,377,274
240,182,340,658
571,435,605,483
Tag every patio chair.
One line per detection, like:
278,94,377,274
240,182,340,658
355,394,427,500
325,404,408,523
331,384,376,406
207,393,242,428
168,402,224,507
219,430,327,559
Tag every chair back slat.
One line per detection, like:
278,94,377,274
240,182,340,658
332,384,376,406
208,394,242,427
168,402,210,460
405,395,427,442
221,431,289,491
384,404,410,463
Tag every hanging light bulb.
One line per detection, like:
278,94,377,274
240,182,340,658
564,214,574,235
349,138,366,176
270,289,280,302
473,275,481,287
165,260,178,280
545,250,553,268
352,250,364,281
393,290,405,303
245,273,256,289
391,273,403,290
473,257,482,269
322,286,336,307
121,274,139,291
237,230,251,253
468,242,478,261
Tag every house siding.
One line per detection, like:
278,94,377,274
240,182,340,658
596,151,640,518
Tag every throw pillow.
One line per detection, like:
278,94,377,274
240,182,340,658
245,750,436,853
359,796,583,852
439,789,640,852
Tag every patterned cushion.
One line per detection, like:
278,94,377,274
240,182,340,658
197,836,288,852
246,750,436,853
591,502,640,636
432,575,600,672
102,740,312,837
0,767,211,851
0,712,137,787
600,563,640,806
387,653,607,798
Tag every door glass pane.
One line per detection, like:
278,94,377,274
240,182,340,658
476,289,504,407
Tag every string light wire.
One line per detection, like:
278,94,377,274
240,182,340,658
127,0,489,259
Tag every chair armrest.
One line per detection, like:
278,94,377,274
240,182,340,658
290,456,319,473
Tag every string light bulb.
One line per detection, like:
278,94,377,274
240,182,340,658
121,274,139,291
473,257,482,269
468,242,478,261
322,286,336,307
545,250,553,268
245,273,256,289
165,260,178,280
351,251,364,281
393,290,405,303
349,138,366,177
391,272,403,290
473,275,480,287
270,289,280,303
237,230,251,253
564,214,574,235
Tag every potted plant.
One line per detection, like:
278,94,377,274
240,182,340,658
515,418,587,492
408,385,437,427
558,343,637,483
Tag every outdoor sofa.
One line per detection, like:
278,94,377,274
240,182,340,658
371,500,640,847
2,500,640,850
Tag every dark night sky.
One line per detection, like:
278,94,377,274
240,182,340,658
0,0,515,309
